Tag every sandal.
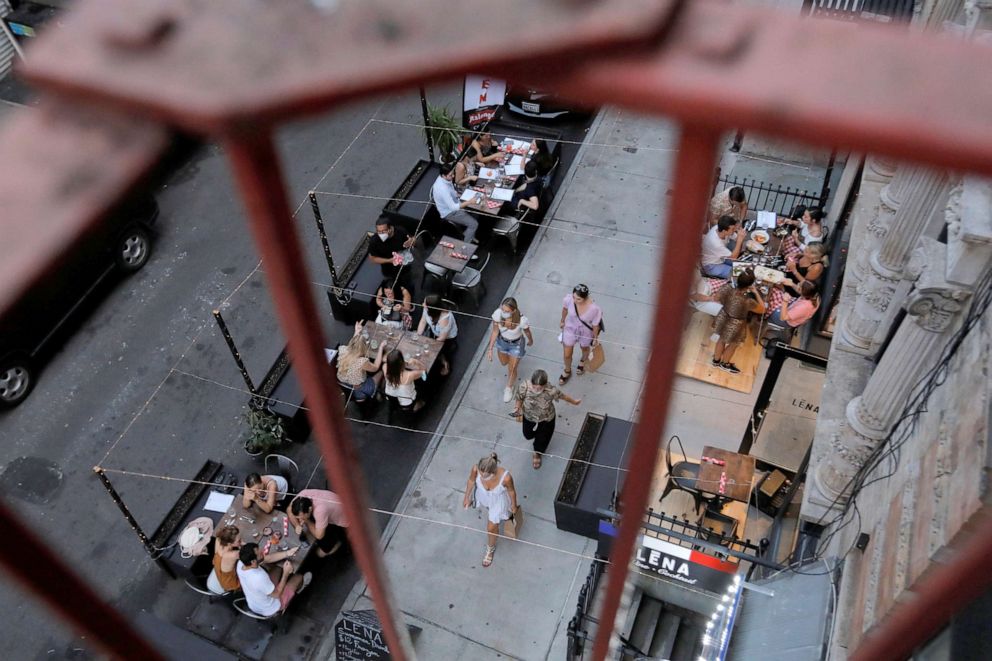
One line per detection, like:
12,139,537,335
576,361,586,376
482,545,495,567
533,453,542,470
558,370,572,385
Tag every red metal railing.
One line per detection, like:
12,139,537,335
2,0,992,659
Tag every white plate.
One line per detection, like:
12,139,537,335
751,229,770,245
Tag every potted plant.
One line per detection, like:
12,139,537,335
423,103,464,161
243,408,286,457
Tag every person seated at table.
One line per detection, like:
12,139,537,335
432,163,480,246
368,217,416,282
708,185,748,228
336,321,385,402
453,154,479,188
209,525,243,594
531,139,556,187
382,349,427,412
242,472,289,514
374,278,413,329
512,161,543,213
417,294,458,376
288,488,349,558
795,207,825,247
701,215,747,279
236,543,310,617
768,281,820,328
689,271,725,317
469,131,502,167
782,243,827,297
712,269,765,374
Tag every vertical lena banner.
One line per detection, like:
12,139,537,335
463,75,506,130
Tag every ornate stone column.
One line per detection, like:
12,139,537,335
851,166,918,283
810,246,971,507
864,155,897,184
839,169,952,355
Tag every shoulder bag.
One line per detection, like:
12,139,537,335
576,302,606,373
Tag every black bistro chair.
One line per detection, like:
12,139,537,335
659,435,713,514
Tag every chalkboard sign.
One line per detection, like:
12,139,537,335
335,610,391,660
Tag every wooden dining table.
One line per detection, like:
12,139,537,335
220,494,309,571
360,322,444,374
697,446,757,503
425,235,477,274
460,137,534,217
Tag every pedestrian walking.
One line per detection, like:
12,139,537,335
487,297,533,402
512,370,582,469
559,284,603,384
463,453,519,567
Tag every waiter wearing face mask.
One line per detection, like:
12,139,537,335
368,217,416,284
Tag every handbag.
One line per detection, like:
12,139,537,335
504,507,523,539
575,301,606,372
574,299,606,334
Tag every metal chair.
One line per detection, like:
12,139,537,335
450,252,490,309
492,209,526,255
265,453,299,489
659,435,711,514
233,597,280,622
183,569,237,603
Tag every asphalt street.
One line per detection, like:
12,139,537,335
0,84,591,658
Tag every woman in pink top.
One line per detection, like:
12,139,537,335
558,284,602,384
769,281,819,328
288,488,348,558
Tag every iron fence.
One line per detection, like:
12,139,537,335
714,174,825,217
802,0,916,23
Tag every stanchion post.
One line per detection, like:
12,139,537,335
420,86,436,163
212,308,258,396
309,191,339,286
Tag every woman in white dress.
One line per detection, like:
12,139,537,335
462,453,519,567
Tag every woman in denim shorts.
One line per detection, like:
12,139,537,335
487,297,534,403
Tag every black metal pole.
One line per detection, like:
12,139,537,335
730,130,744,153
93,467,176,578
820,148,837,206
212,309,257,395
309,191,339,286
419,86,436,163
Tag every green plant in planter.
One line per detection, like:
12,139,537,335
244,408,286,456
423,103,464,161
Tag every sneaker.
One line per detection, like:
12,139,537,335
711,357,720,367
503,387,513,402
720,362,741,374
298,572,313,593
470,254,479,261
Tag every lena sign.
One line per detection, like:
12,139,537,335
634,535,738,594
463,75,506,130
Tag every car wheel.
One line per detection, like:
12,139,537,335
0,359,33,408
116,226,152,272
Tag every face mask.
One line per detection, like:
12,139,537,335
377,232,389,242
500,311,513,319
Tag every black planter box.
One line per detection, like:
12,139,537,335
555,413,633,539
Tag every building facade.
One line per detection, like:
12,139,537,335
800,2,992,657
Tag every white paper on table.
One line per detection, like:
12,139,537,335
756,210,777,229
459,189,477,202
324,348,338,364
477,167,498,180
504,163,524,176
204,491,235,513
491,187,514,201
512,139,530,151
509,155,524,167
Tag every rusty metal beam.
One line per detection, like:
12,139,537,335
0,499,164,660
0,99,169,321
19,0,683,133
222,129,413,660
590,125,719,659
553,1,992,176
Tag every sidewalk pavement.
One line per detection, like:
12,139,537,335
332,109,780,660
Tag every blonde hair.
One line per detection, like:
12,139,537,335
339,333,370,372
806,242,829,267
477,452,499,475
500,297,521,327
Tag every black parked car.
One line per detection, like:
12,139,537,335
505,84,588,121
0,195,159,408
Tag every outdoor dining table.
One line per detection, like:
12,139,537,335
220,498,309,572
425,235,477,274
361,322,444,374
460,137,534,217
698,445,757,503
